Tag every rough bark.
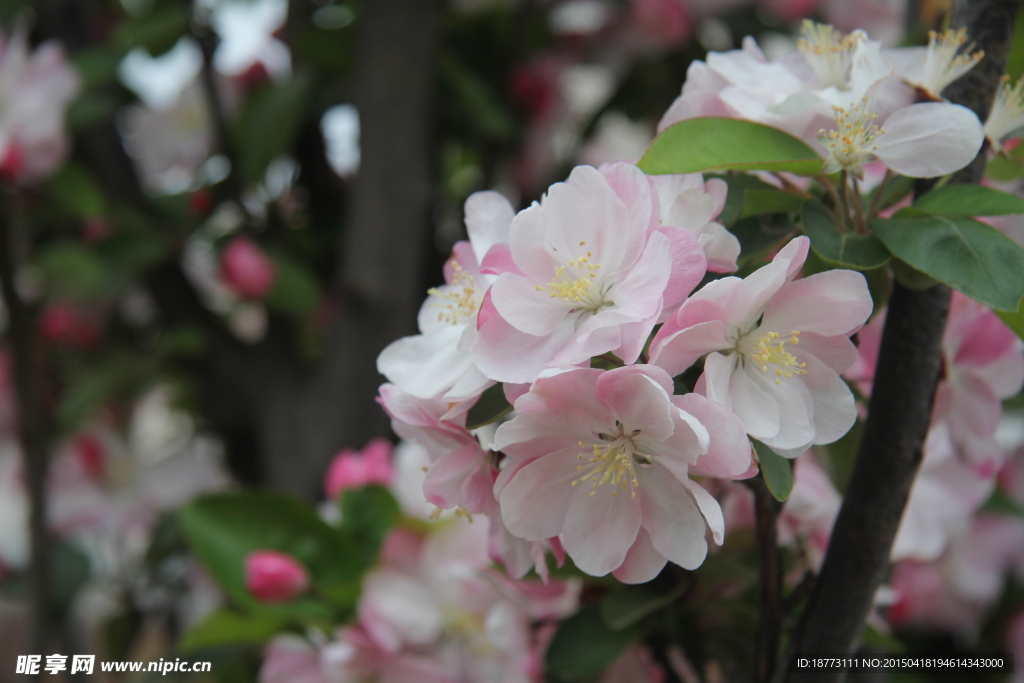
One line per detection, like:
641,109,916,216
786,1,1020,678
256,0,441,495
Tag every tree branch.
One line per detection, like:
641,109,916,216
786,1,1020,677
746,475,783,683
0,195,51,664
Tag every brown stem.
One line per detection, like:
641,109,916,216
746,474,783,683
0,196,51,664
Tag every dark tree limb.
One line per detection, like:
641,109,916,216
0,197,51,664
746,475,783,683
786,1,1020,678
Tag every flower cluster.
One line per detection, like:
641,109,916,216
377,152,874,580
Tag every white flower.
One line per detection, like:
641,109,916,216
905,28,984,99
984,75,1024,153
819,98,984,178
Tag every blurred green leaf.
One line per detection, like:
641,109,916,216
753,440,793,502
801,200,891,270
236,74,315,185
339,485,402,557
638,118,824,177
600,581,685,631
465,383,512,429
979,488,1024,518
440,52,514,141
56,366,126,431
51,542,90,616
902,184,1024,217
292,26,354,72
70,48,123,87
264,250,321,317
48,164,106,219
546,604,646,681
874,214,1024,311
36,242,106,299
180,610,288,653
113,7,190,56
179,492,364,616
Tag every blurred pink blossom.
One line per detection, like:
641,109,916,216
324,438,394,498
221,237,277,299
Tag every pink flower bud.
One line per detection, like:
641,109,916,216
221,237,276,299
324,438,394,498
73,434,105,480
245,550,310,603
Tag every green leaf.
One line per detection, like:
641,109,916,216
113,7,190,56
979,488,1024,518
180,609,288,652
753,440,793,502
36,242,107,299
264,251,321,317
440,52,514,140
873,214,1024,311
718,175,778,227
546,605,645,681
638,118,824,177
70,48,123,87
465,383,512,429
738,189,806,219
51,542,91,615
600,581,685,631
236,73,315,185
339,486,402,556
903,184,1024,217
67,93,119,131
997,298,1024,342
48,164,106,219
179,492,365,614
801,201,891,270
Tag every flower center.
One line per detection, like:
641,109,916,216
919,28,983,97
819,98,884,176
983,75,1024,152
537,241,610,314
738,330,807,384
797,20,864,90
571,422,646,498
428,260,479,325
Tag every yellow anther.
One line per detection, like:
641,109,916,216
428,259,479,325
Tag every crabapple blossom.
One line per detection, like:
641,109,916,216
650,236,872,457
658,21,984,178
0,26,80,183
473,164,706,383
493,365,754,581
377,191,514,401
897,28,984,100
377,384,497,517
848,294,1024,473
323,438,394,498
245,550,310,603
353,523,579,683
649,173,740,273
984,75,1024,153
221,237,276,299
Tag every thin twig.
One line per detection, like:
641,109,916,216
0,194,51,665
865,169,894,222
850,176,866,233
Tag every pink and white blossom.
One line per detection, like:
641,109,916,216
323,438,394,498
493,365,753,581
650,236,872,457
0,26,81,183
473,164,706,383
377,191,515,401
221,237,276,300
649,173,740,273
